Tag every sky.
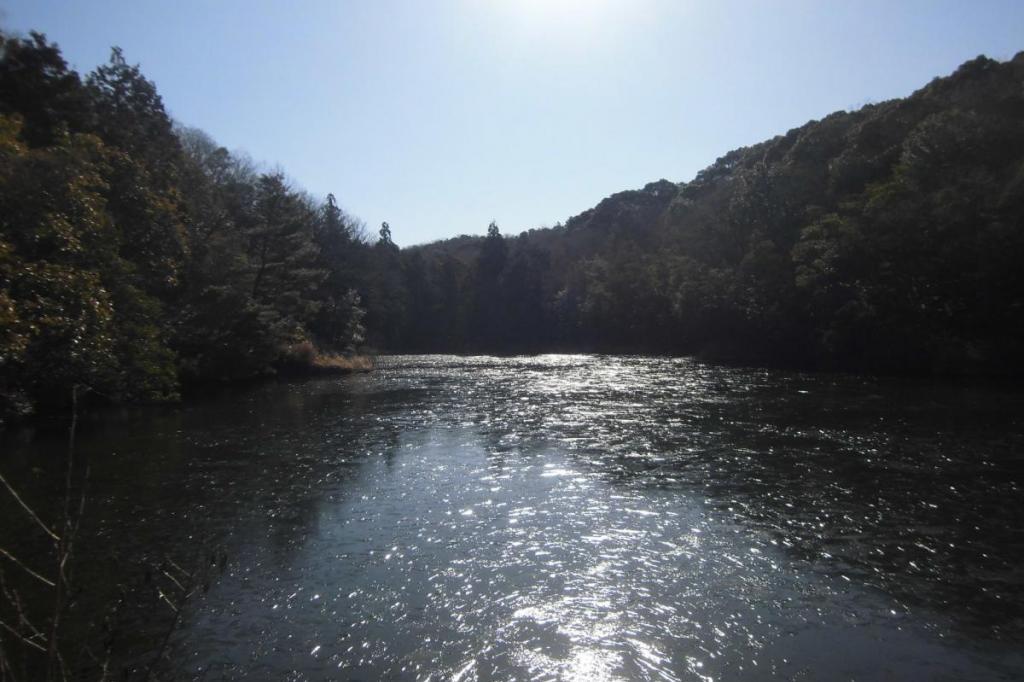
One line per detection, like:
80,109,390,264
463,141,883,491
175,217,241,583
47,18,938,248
3,1,1024,246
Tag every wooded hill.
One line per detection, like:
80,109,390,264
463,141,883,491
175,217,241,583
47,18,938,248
2,30,1023,420
393,52,1024,376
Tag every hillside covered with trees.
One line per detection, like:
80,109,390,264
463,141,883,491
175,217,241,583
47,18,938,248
0,31,383,420
387,51,1024,375
2,30,1023,421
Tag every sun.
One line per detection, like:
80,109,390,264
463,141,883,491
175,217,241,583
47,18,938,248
493,0,624,45
513,0,609,25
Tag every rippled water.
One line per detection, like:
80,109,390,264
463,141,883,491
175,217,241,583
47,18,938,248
3,355,1024,679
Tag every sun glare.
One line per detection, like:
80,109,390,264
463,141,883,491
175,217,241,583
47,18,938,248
495,0,624,45
514,0,606,24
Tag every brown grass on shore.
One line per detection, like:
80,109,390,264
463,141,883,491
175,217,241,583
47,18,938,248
310,353,373,371
282,340,373,375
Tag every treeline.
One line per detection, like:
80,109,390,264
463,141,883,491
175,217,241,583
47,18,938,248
3,33,1024,421
381,52,1024,376
0,32,400,420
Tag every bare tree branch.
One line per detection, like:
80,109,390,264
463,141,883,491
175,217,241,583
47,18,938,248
0,549,55,588
0,474,60,543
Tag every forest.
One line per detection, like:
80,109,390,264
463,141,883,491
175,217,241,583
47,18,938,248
2,30,1024,421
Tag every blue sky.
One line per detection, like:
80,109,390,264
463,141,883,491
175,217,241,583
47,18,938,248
3,1,1023,246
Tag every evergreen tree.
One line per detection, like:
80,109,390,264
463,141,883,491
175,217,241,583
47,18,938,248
0,32,90,147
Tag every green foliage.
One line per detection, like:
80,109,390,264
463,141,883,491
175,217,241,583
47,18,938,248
85,46,182,185
0,116,117,410
0,34,371,419
0,31,90,147
2,28,1023,422
379,51,1024,375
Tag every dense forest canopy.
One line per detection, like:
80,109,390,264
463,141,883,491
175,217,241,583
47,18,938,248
1,30,1023,420
386,51,1024,373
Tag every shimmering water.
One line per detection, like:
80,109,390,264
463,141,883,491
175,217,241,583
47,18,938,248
3,355,1024,680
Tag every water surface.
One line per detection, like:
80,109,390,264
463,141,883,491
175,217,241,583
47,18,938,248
3,355,1023,679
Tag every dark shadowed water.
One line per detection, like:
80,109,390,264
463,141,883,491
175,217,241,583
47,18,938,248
3,355,1024,680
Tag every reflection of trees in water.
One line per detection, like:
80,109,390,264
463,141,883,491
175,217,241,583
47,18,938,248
0,378,413,676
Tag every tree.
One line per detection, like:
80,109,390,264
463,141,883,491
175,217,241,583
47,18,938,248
310,194,368,352
470,221,507,347
85,46,182,185
0,114,177,412
0,31,91,147
245,173,323,329
365,221,406,349
379,220,394,247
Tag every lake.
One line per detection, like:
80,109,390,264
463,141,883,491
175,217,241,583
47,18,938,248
2,355,1023,680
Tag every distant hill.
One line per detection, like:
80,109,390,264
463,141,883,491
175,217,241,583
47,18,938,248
398,52,1024,375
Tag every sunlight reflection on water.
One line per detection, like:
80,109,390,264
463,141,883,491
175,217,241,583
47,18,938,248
197,356,1024,678
5,354,1024,679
